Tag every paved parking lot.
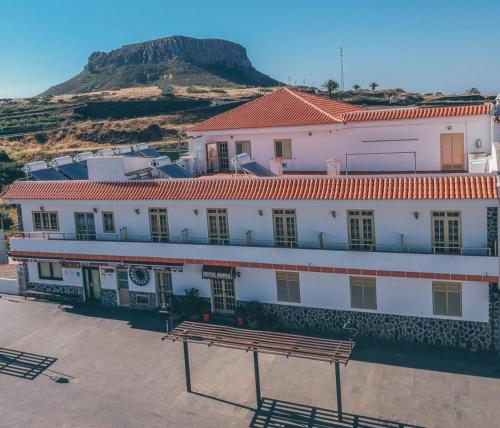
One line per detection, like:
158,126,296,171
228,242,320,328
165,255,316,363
1,295,499,428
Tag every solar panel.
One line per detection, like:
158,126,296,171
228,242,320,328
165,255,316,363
158,164,192,179
139,148,160,157
241,161,276,177
58,162,89,180
29,168,67,181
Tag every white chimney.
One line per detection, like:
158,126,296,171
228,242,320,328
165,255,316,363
326,158,341,176
269,159,283,176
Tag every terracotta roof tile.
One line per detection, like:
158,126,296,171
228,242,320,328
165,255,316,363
2,175,497,201
189,88,491,131
189,88,361,131
342,103,491,123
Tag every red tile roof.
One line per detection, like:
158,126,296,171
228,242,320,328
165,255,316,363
189,88,362,131
342,103,491,123
189,88,492,131
3,175,497,201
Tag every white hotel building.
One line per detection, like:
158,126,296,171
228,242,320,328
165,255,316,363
4,88,500,351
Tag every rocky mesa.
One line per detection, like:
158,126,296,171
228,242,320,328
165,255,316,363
42,35,281,95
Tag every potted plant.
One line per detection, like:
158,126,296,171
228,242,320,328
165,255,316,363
201,299,212,322
246,301,263,329
235,306,247,327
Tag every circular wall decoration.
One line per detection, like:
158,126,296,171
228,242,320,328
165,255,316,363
129,267,150,286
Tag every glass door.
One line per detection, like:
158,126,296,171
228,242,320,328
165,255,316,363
75,212,96,240
211,278,236,314
155,270,173,310
83,267,101,301
116,268,129,306
207,208,229,245
149,208,169,242
206,142,229,172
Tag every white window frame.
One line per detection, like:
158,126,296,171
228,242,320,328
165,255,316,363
102,211,115,233
349,276,377,310
32,211,59,231
274,139,292,159
276,271,301,303
432,281,462,317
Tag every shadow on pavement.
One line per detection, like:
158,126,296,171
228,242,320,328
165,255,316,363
61,302,500,379
250,397,422,428
351,336,500,379
0,348,57,380
61,304,167,333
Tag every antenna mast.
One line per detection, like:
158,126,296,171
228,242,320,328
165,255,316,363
340,47,344,91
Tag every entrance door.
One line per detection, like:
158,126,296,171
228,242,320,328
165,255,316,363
155,270,173,310
440,133,465,170
206,142,229,172
116,268,129,306
211,278,236,314
83,267,102,301
75,212,96,240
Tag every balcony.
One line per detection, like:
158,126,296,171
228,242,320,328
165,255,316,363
12,231,496,257
9,231,498,279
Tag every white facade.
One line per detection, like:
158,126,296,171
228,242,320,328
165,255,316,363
10,192,498,324
188,115,493,173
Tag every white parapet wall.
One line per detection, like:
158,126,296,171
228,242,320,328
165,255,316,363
0,277,19,295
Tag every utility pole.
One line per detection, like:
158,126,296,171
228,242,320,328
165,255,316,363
340,47,345,92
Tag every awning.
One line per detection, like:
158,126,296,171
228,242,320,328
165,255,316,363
201,265,236,280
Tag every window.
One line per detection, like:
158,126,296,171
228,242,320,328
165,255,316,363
75,212,96,240
274,139,292,159
347,210,375,251
207,208,229,245
276,271,300,303
149,208,169,242
350,276,377,310
102,212,115,233
431,211,461,254
433,282,462,317
32,211,59,231
136,294,150,305
273,209,298,248
38,261,63,281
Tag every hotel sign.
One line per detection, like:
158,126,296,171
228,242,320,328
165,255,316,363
201,265,236,280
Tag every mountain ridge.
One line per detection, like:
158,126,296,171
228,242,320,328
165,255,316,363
42,36,281,95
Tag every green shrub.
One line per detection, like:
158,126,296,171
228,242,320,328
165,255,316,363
187,86,210,94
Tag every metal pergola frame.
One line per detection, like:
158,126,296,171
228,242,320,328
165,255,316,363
163,322,354,422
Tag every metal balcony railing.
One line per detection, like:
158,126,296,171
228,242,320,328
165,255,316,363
11,231,497,257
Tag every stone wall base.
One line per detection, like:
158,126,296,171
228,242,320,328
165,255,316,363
254,302,493,351
101,289,118,307
129,291,157,311
28,282,84,302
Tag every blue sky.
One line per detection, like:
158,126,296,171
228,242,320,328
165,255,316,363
1,0,499,98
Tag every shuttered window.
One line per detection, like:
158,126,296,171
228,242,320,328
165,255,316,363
350,276,377,310
433,282,462,317
276,271,300,303
32,211,59,231
38,261,63,281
